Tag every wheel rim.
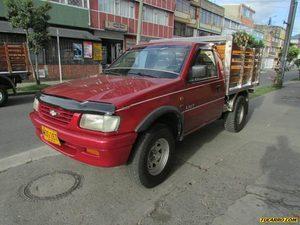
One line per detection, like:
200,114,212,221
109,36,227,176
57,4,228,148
0,91,3,102
237,105,245,125
147,138,170,176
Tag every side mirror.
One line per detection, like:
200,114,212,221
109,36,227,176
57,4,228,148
102,64,110,70
189,65,207,81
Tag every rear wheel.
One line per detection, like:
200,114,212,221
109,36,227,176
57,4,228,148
224,95,248,132
0,88,8,107
128,124,175,188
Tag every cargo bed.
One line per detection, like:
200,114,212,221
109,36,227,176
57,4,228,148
151,35,261,96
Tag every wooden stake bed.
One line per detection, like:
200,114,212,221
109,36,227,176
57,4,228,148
0,43,30,76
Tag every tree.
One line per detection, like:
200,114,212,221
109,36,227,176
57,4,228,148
287,45,300,62
4,0,51,85
294,59,300,80
274,44,300,87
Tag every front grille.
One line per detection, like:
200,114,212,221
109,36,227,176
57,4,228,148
39,102,74,125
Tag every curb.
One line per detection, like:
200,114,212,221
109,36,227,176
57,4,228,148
0,146,60,173
9,91,37,96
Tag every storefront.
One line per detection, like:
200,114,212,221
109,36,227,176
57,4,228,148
94,21,129,65
0,21,102,80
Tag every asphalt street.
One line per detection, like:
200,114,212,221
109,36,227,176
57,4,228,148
0,80,299,225
0,94,41,158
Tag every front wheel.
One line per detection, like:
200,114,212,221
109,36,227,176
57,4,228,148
224,95,248,133
0,88,8,107
128,124,175,188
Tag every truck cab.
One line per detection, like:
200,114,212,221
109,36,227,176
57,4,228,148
30,36,260,188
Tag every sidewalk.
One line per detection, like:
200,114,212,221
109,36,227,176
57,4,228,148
19,80,70,88
1,81,300,225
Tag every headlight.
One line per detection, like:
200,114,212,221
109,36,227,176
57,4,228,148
80,114,120,132
33,98,39,111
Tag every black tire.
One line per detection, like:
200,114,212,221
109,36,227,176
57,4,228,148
0,88,8,107
128,123,175,188
224,95,248,133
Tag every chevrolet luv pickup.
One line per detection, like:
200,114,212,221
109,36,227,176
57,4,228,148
30,36,261,188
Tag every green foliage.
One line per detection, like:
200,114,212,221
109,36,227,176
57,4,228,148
250,86,280,99
233,31,264,49
287,45,300,62
295,59,300,69
4,0,51,54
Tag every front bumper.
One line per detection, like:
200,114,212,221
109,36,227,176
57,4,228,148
30,111,137,167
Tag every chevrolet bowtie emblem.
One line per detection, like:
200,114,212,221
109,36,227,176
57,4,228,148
49,109,58,117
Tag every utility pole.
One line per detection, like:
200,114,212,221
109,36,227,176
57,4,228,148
56,29,63,83
136,0,143,45
278,0,298,86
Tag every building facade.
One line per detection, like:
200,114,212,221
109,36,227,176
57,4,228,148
0,0,102,80
255,25,286,69
0,0,176,79
198,0,224,36
90,0,176,64
222,16,240,35
223,4,255,28
173,0,200,37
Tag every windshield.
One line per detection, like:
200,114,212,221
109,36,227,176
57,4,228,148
105,45,190,79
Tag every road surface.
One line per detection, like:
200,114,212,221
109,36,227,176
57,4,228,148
0,94,41,158
0,81,299,225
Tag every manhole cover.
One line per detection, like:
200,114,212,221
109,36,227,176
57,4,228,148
23,171,82,201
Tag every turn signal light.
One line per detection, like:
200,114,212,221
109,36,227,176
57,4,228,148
85,148,100,156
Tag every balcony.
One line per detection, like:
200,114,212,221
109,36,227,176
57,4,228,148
189,0,200,7
174,11,191,23
199,22,222,34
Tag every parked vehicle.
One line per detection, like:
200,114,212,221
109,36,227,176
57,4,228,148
30,35,261,188
0,43,30,106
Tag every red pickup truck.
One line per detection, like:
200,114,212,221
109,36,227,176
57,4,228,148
30,36,261,188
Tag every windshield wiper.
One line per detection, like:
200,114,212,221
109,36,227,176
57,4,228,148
103,70,120,75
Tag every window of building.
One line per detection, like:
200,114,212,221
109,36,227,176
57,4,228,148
225,19,231,28
186,26,194,37
242,7,253,19
98,0,135,19
232,21,239,29
190,6,196,19
201,9,222,27
174,22,193,37
50,0,88,8
143,6,169,26
176,0,190,14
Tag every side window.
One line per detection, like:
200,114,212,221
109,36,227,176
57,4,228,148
189,50,217,82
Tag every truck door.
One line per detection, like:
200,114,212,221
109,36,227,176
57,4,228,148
182,48,225,134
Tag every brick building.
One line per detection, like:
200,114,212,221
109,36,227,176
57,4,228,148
0,0,176,80
90,0,175,64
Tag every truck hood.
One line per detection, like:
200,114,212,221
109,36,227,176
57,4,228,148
42,75,176,108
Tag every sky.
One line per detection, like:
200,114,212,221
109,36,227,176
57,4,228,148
213,0,300,36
